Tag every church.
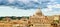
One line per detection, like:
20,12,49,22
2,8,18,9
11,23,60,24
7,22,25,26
29,8,60,27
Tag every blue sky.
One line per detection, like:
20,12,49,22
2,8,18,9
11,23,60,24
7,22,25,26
0,0,60,16
0,6,36,16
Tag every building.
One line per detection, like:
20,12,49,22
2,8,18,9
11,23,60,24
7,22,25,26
29,8,51,27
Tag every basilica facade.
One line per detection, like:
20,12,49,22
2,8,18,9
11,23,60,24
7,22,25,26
29,8,60,27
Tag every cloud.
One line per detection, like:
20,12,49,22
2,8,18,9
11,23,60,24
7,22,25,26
52,4,60,8
42,8,52,12
48,4,60,8
42,3,60,16
0,0,59,9
0,0,52,9
8,0,15,3
44,1,60,12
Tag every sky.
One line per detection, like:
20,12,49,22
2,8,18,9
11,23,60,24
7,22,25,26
0,0,60,16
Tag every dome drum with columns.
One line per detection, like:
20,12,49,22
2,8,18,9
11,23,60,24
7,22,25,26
34,8,44,17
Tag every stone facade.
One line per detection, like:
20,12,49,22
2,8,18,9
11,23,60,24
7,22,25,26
29,9,52,27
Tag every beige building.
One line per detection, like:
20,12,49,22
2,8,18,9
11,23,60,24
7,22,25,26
29,8,52,27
